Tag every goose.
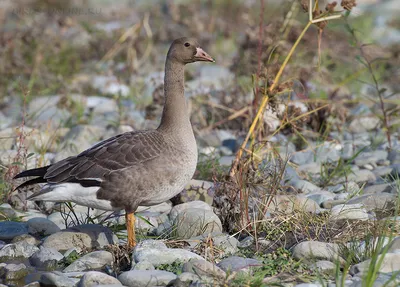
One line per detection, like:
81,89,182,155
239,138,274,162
14,37,214,248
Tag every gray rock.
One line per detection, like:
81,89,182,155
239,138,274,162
40,271,80,287
306,191,335,205
351,253,400,274
63,251,113,272
0,221,28,240
363,183,394,194
173,208,222,239
373,166,393,177
212,233,239,256
349,116,380,133
11,234,38,246
27,217,61,236
387,237,400,253
176,272,202,285
0,241,39,259
92,75,130,97
131,261,155,271
335,169,377,184
347,193,397,211
133,240,203,267
30,246,64,268
182,259,226,279
237,236,254,249
294,284,323,287
42,225,118,251
310,260,336,271
217,256,262,273
291,180,322,194
297,162,322,175
77,271,122,287
326,182,359,194
0,263,28,280
354,150,388,166
42,231,92,252
169,201,213,221
330,204,369,221
266,195,321,214
292,241,342,262
118,270,177,287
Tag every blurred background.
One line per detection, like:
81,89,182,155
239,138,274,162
0,0,399,183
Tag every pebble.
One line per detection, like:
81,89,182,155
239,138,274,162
118,270,177,287
330,204,369,221
27,217,61,236
182,259,226,279
133,240,204,267
29,246,64,269
217,256,262,273
63,251,113,272
0,221,28,240
350,253,400,274
77,271,122,287
39,271,80,287
1,263,28,281
292,241,342,262
0,241,39,259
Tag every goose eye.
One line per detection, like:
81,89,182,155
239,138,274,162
184,42,190,47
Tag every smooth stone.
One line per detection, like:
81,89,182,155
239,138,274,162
217,256,262,273
335,169,376,184
212,234,239,256
297,162,321,175
63,251,113,272
182,259,226,279
347,193,397,212
326,182,359,194
291,180,322,194
30,246,64,268
294,284,323,287
42,231,92,252
363,183,394,194
11,234,38,246
0,241,39,259
387,237,400,253
169,201,213,221
354,150,388,166
310,260,336,271
136,202,172,214
350,253,400,274
292,241,342,262
39,271,80,287
77,271,122,287
266,195,321,214
133,240,203,267
176,272,202,285
27,217,61,236
0,221,28,240
42,225,118,252
0,263,28,280
373,166,393,177
131,261,155,271
173,208,222,239
306,191,335,205
237,236,254,248
330,204,369,221
118,270,177,287
349,116,380,133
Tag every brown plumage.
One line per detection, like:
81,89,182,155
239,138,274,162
14,37,214,247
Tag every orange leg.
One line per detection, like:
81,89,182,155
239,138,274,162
125,211,136,249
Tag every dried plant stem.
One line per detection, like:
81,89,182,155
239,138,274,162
229,20,312,177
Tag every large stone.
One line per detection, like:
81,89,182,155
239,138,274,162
173,208,222,239
265,195,321,214
0,221,28,240
133,240,203,267
29,246,64,269
351,253,400,274
0,241,39,260
217,256,262,273
27,217,61,236
347,193,397,212
63,251,113,272
42,225,118,252
39,271,80,287
292,241,342,262
330,204,369,221
169,201,213,221
77,271,122,287
118,270,177,287
0,263,28,281
182,259,226,279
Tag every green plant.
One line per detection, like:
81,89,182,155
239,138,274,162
157,261,184,275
